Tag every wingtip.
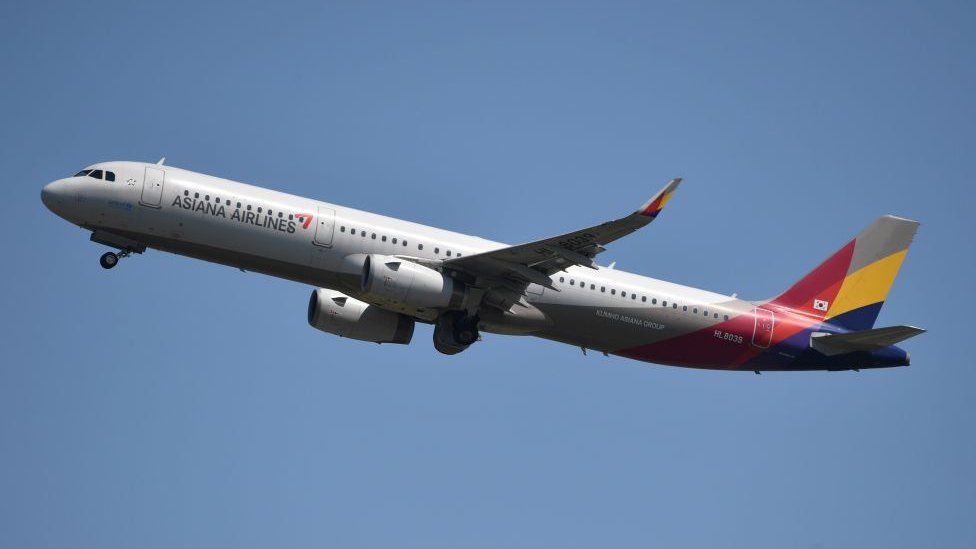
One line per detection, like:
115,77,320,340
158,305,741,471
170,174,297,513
637,177,682,217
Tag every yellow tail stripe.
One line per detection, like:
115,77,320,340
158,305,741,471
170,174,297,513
826,249,908,320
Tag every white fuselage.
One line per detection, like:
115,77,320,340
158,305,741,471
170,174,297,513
41,161,751,358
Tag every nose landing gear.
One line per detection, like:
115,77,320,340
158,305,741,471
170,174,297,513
99,250,132,269
90,230,146,270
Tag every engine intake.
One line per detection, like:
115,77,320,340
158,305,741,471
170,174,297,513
361,254,465,310
307,288,414,344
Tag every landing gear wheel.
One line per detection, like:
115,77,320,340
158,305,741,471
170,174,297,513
433,312,480,355
99,252,119,269
454,318,480,346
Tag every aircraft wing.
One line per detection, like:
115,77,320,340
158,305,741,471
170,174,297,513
442,178,681,290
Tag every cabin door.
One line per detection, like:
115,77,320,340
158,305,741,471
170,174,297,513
140,167,165,207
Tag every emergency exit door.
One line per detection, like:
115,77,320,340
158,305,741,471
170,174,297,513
313,206,336,247
751,308,775,348
141,166,165,207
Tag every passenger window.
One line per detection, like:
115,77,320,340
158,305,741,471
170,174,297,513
724,315,729,320
246,205,251,210
257,207,261,213
446,250,452,257
403,240,408,246
560,277,565,283
207,196,212,201
382,236,387,242
601,286,605,292
371,233,376,239
611,289,616,295
89,170,103,179
570,279,575,285
392,238,397,244
278,212,283,218
621,292,626,298
435,247,440,254
591,284,595,290
184,190,189,196
418,244,423,250
195,193,200,199
663,301,668,307
652,298,657,304
217,197,222,203
227,200,232,206
632,294,637,300
340,226,345,232
642,296,646,302
237,202,242,208
105,171,116,182
683,305,688,311
693,308,698,313
703,310,708,316
673,303,678,309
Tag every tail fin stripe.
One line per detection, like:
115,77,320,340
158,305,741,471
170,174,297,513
769,240,854,311
825,249,908,322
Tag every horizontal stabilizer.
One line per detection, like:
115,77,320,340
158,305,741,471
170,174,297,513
811,325,925,356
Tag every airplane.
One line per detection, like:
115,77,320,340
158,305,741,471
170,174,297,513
41,159,924,372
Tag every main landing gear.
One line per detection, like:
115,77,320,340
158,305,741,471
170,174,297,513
99,250,132,269
433,311,481,355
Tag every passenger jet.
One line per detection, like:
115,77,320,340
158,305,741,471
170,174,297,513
41,160,924,372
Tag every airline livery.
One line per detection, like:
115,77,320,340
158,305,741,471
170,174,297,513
41,160,924,372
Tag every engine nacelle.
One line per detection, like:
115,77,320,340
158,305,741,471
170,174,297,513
361,254,465,310
307,288,414,344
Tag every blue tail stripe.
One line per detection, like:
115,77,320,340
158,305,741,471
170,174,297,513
827,302,884,331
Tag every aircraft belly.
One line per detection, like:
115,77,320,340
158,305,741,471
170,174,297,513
530,297,760,369
99,226,342,289
532,302,692,351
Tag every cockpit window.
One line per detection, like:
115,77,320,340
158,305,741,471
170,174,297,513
74,169,92,177
105,171,116,181
89,169,104,179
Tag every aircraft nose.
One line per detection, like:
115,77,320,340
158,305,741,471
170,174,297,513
41,179,70,213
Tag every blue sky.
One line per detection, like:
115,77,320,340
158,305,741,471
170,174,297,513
2,1,974,547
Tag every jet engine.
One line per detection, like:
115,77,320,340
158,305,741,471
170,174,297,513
360,254,466,310
307,288,414,344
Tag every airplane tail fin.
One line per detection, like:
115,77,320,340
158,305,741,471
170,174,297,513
769,215,919,331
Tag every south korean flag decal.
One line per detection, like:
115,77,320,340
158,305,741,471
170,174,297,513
813,299,829,312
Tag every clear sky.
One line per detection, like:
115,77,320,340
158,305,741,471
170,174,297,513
2,1,974,547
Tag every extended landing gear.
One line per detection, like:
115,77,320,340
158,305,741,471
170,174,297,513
433,311,480,355
99,252,118,269
99,250,132,270
91,230,146,270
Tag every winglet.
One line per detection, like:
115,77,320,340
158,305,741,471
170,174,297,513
637,177,682,218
